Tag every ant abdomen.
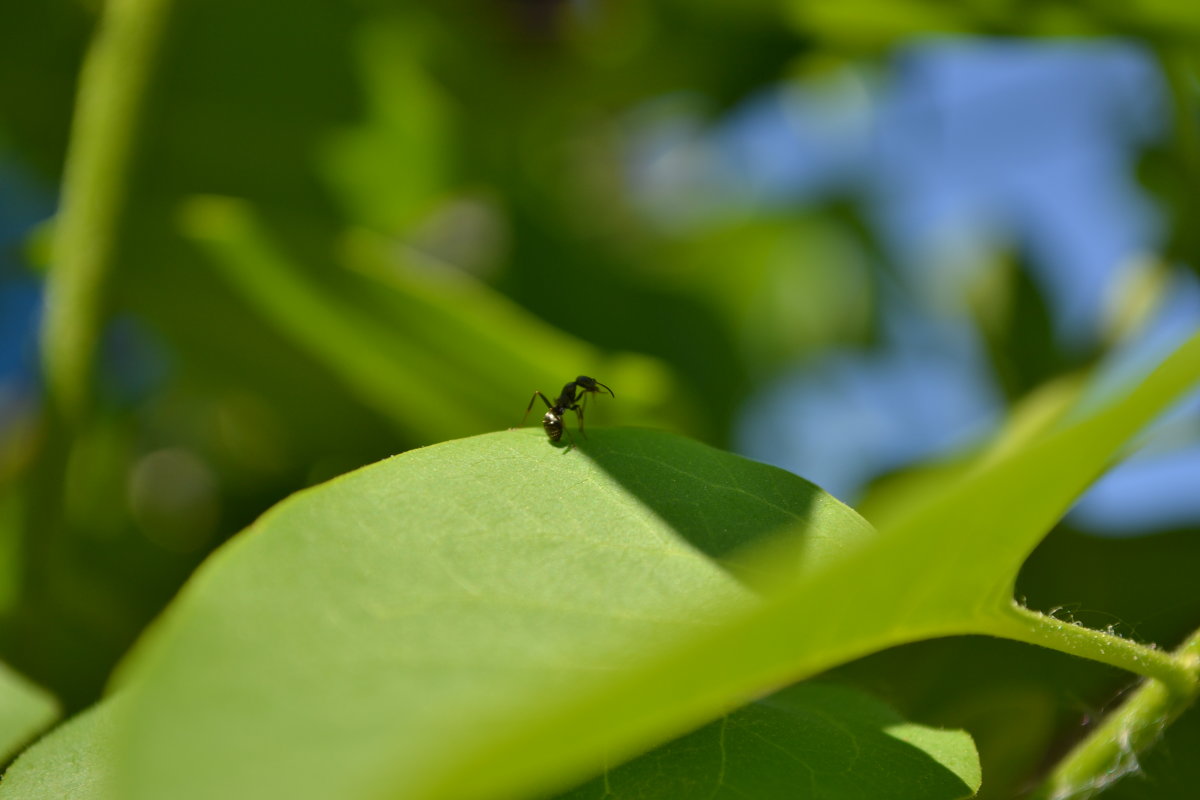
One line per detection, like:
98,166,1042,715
543,411,564,442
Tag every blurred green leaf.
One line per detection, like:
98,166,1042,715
789,0,971,45
1124,0,1200,31
180,195,682,443
0,661,59,764
787,0,1200,44
558,682,979,800
318,15,451,234
652,217,874,375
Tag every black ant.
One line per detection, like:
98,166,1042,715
521,376,614,446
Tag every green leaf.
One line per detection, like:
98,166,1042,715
0,697,116,798
424,332,1200,800
558,682,979,800
96,428,872,800
827,524,1200,799
7,334,1196,800
0,662,59,764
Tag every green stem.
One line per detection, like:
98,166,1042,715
40,0,173,424
10,0,174,676
1031,628,1200,800
995,602,1196,697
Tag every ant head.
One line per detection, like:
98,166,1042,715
542,411,563,442
575,376,614,398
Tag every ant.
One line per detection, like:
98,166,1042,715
522,375,614,446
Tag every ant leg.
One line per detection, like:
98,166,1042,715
571,402,588,439
577,387,605,435
518,391,553,428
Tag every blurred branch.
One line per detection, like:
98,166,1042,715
7,0,174,706
41,0,174,425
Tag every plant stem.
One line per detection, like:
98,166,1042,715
995,602,1196,697
40,0,173,424
1030,627,1200,800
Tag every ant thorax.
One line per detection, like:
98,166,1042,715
542,411,564,442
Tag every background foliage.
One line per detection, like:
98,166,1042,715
1,0,1199,797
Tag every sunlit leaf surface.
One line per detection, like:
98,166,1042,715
93,429,871,800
